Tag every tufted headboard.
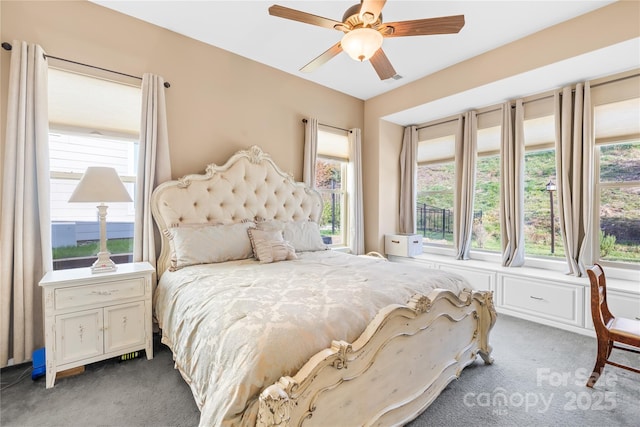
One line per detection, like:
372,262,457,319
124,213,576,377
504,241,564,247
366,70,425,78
151,145,323,278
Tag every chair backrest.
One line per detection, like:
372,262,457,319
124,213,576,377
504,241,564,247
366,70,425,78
587,263,614,334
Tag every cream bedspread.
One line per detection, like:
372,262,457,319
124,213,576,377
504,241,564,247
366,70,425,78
154,251,471,427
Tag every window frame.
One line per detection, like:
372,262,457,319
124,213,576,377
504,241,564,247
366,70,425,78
315,125,350,249
521,145,565,261
416,158,456,248
470,119,502,254
470,152,501,253
593,138,640,270
47,66,141,270
49,130,139,269
416,118,458,250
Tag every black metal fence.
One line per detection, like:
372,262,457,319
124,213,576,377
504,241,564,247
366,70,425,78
416,204,482,238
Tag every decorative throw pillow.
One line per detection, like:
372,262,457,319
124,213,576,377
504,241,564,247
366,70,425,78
164,221,255,270
246,227,283,256
247,228,297,263
283,220,328,252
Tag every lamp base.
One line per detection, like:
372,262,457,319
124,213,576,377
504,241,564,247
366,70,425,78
90,251,118,274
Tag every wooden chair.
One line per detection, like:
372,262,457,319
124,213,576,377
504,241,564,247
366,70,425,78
586,264,640,387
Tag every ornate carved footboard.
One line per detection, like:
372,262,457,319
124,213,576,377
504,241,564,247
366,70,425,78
257,288,496,427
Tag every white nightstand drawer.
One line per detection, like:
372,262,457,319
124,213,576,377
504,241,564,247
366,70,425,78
499,275,583,326
55,277,145,310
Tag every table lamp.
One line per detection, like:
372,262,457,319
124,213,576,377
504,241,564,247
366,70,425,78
68,166,133,273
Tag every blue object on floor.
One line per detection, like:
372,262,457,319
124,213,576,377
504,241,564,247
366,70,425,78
32,347,46,380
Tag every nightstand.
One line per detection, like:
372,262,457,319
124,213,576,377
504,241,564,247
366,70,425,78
39,262,155,388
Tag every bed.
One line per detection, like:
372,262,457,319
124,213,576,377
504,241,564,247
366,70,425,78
151,145,496,427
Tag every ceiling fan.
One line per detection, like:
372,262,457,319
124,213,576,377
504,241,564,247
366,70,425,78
268,0,465,80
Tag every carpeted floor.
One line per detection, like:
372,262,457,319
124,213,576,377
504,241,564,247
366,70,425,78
1,314,638,426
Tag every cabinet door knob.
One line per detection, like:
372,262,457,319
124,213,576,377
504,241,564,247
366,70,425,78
529,296,544,301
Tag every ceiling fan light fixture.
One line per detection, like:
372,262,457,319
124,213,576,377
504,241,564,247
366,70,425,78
341,28,383,62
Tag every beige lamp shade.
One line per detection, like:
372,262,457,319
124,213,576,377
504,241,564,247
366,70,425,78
68,166,133,203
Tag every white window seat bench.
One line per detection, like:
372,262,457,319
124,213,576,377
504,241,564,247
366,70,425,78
388,253,640,337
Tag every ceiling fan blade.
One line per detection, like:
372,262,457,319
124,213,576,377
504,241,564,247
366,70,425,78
300,42,343,73
381,15,465,37
359,0,386,24
268,5,344,30
370,48,396,80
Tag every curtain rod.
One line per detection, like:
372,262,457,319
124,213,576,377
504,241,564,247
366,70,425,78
591,71,639,89
414,71,640,131
415,99,533,130
302,118,352,133
416,116,458,131
2,42,170,88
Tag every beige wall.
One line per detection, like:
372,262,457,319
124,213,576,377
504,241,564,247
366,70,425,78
362,0,640,253
0,0,363,183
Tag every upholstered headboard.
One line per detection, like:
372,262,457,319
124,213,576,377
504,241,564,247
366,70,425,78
151,145,323,277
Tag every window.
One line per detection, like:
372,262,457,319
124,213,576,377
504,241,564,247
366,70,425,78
315,126,349,246
413,70,640,277
48,68,141,270
417,159,455,245
523,147,564,258
594,96,640,266
473,153,500,251
49,132,138,267
521,96,565,259
416,120,458,246
472,110,502,252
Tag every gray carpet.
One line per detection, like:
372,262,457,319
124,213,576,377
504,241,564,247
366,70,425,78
1,314,638,426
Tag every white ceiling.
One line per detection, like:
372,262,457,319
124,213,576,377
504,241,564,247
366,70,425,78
91,1,639,124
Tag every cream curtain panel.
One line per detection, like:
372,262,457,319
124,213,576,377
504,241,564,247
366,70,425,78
348,128,364,254
454,112,477,260
399,125,417,234
303,118,319,188
0,41,52,367
555,82,595,276
500,100,526,267
134,74,172,278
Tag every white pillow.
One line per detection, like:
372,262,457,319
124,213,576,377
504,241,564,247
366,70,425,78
164,222,255,270
254,219,285,233
283,220,328,252
247,228,297,264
